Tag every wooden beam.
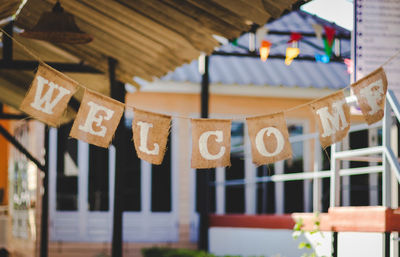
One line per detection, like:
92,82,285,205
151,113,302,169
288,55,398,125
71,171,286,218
20,0,180,76
185,0,251,32
117,0,219,52
163,0,244,39
46,0,189,68
0,60,102,73
79,0,200,59
212,0,271,25
0,113,29,120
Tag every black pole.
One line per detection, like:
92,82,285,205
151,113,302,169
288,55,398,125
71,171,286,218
198,55,210,251
0,125,45,171
40,127,49,257
3,21,13,62
0,113,29,120
332,231,338,257
110,58,126,257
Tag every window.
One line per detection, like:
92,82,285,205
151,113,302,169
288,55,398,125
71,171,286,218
321,146,331,212
88,145,109,211
284,125,304,213
56,123,78,211
151,135,172,212
349,130,370,206
196,169,216,213
225,122,245,214
123,125,141,212
256,164,275,214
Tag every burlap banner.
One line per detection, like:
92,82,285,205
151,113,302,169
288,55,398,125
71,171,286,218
247,112,292,166
310,91,351,148
191,119,231,169
132,108,171,165
70,89,124,148
20,64,79,127
15,55,391,163
351,67,388,125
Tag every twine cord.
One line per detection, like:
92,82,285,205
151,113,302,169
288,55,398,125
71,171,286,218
1,25,400,121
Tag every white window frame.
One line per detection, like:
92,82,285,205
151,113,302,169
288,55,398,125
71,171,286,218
49,119,179,242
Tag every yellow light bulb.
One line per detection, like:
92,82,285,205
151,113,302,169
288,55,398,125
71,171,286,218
285,47,300,66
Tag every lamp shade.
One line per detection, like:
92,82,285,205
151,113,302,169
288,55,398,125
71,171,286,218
20,1,92,44
260,40,271,62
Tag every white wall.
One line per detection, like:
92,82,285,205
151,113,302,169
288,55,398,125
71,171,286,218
338,232,384,257
209,227,332,257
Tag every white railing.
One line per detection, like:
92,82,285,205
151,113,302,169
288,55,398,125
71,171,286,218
213,90,400,212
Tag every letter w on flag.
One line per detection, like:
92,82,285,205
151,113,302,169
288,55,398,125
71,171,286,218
20,64,79,127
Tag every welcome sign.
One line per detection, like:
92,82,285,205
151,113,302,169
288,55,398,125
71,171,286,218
19,64,390,167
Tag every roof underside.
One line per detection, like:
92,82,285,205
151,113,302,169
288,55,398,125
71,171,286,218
0,0,302,118
15,0,302,84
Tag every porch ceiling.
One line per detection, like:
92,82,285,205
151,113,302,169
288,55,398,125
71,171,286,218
0,0,304,120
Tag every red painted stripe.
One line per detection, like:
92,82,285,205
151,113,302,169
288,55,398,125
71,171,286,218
209,214,296,230
210,207,400,232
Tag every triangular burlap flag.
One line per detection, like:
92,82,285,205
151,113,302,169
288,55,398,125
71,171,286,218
191,119,231,169
70,89,124,148
132,108,171,165
310,91,350,148
20,64,79,127
246,112,292,166
351,67,388,125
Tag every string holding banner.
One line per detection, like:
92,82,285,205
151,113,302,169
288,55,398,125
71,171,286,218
2,26,399,167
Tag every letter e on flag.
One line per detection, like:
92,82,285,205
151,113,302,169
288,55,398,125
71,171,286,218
351,67,388,125
191,119,231,169
132,108,171,165
70,89,124,148
246,112,292,166
310,91,350,148
20,64,78,127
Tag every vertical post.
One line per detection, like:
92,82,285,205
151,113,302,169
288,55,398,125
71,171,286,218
330,142,340,257
330,142,341,208
275,160,284,214
342,136,350,206
382,102,391,207
313,137,322,213
40,127,49,257
332,231,338,257
2,21,13,62
110,58,126,257
198,54,210,251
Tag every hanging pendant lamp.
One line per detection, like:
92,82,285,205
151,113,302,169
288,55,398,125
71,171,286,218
20,1,92,44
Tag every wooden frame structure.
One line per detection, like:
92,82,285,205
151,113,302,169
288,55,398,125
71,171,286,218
0,1,314,257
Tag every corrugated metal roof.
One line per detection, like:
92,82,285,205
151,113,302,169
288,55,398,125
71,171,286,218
161,10,351,89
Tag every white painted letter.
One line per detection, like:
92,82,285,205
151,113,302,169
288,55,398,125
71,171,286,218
136,121,159,155
255,127,285,157
198,130,226,160
78,101,114,137
316,100,348,137
30,75,71,114
359,79,384,115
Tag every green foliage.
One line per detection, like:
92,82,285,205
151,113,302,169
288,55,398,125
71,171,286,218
292,212,326,257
